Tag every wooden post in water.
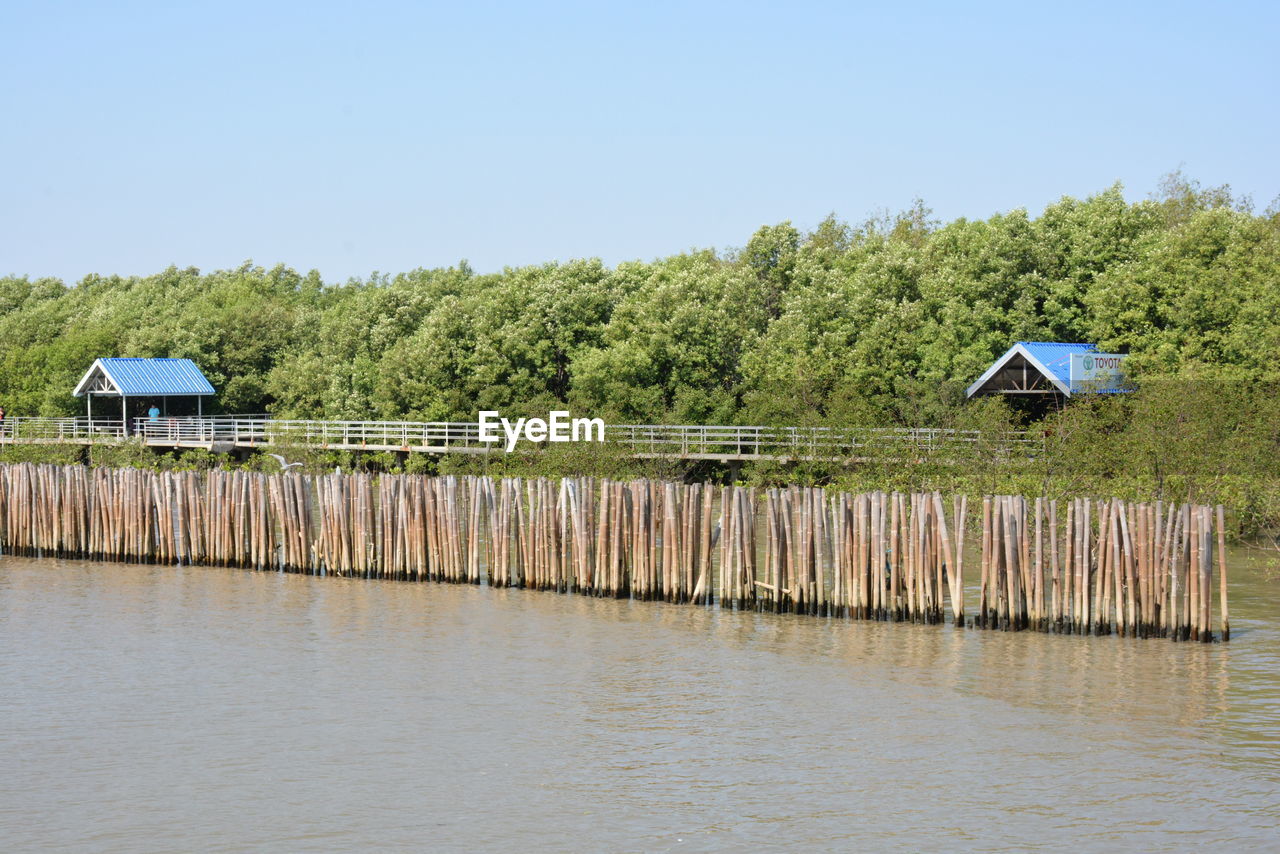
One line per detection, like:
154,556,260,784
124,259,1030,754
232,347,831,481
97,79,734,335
1182,501,1192,640
983,496,993,632
1198,503,1208,641
934,492,959,627
1216,504,1230,642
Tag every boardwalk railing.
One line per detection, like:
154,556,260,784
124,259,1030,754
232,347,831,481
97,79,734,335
0,415,1037,460
131,417,490,450
607,423,1031,458
1,417,127,442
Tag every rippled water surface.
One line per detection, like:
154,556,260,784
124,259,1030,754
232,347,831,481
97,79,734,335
2,553,1278,851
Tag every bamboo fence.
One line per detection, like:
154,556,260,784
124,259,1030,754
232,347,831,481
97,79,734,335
0,463,1229,642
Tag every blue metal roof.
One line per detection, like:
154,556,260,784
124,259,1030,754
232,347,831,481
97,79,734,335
966,341,1102,398
1017,341,1096,388
73,358,216,396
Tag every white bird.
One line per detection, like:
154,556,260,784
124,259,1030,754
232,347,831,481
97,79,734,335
267,453,303,472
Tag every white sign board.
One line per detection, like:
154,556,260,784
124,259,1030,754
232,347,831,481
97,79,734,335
1070,352,1128,393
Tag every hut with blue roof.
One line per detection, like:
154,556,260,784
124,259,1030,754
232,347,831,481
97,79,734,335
72,358,216,428
965,342,1129,399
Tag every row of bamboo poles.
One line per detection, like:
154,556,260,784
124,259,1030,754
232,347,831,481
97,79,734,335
0,463,1230,641
979,496,1229,641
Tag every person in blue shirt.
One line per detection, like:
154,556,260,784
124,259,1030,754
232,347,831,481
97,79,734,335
148,404,160,421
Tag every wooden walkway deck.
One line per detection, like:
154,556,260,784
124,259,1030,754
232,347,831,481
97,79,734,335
0,416,1034,462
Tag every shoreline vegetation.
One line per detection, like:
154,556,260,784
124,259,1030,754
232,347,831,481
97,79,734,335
1,173,1277,536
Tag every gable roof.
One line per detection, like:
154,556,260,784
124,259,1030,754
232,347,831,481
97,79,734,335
72,358,216,397
965,341,1097,398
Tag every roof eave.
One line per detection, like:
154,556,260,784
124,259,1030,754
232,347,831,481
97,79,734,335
965,343,1072,398
71,358,116,397
1016,344,1073,396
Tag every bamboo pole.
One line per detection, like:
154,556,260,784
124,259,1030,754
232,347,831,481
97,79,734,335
1216,504,1230,642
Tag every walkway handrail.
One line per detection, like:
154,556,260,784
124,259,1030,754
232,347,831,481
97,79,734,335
0,415,1036,459
123,416,1033,456
2,416,126,441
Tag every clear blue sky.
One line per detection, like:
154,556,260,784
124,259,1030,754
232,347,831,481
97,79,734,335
3,0,1277,285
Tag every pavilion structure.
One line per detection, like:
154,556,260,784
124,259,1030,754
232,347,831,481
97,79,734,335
965,342,1129,399
72,358,216,430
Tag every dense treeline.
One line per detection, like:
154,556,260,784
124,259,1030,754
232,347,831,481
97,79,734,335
1,174,1278,526
2,174,1276,426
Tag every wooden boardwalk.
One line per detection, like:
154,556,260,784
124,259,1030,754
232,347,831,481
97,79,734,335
0,415,1034,462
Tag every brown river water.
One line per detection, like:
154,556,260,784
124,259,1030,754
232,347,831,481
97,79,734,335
1,551,1278,852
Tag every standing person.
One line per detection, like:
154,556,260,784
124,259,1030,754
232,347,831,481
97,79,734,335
0,406,6,438
148,403,160,422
